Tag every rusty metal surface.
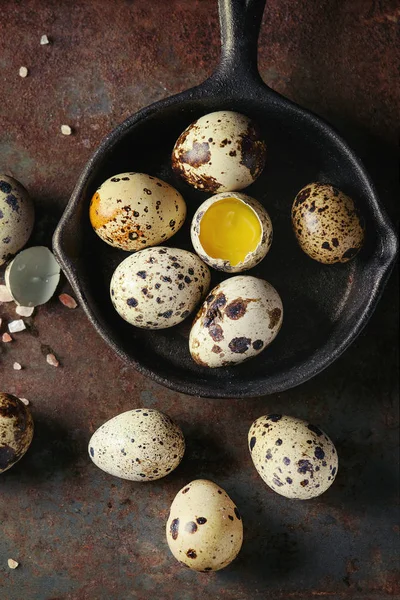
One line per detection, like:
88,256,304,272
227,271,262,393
0,0,399,598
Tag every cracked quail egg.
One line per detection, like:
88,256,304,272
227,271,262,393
166,479,243,572
191,191,273,272
189,275,283,367
172,111,266,192
89,172,186,251
248,414,338,499
292,182,364,264
88,408,185,481
110,246,211,329
0,392,34,473
0,175,34,266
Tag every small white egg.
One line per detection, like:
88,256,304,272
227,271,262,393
110,247,211,329
191,191,272,272
89,172,186,251
0,392,34,473
0,175,34,266
166,479,243,571
189,276,283,368
172,111,266,192
88,408,185,481
248,414,338,499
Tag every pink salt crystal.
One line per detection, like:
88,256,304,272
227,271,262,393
59,293,78,309
2,333,12,343
46,353,59,367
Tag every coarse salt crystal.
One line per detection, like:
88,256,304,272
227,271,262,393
8,559,19,569
16,306,34,317
46,353,59,367
19,66,28,78
59,293,78,309
2,333,12,343
8,319,26,333
61,124,72,135
0,285,13,302
13,362,22,370
19,398,30,406
40,34,49,45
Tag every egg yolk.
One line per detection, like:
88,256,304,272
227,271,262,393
199,198,261,266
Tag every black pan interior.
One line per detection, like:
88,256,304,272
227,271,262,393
54,81,395,397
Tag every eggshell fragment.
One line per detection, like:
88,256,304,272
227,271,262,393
0,175,34,266
166,479,243,571
0,392,34,473
248,414,338,499
88,408,185,481
191,191,273,272
90,172,186,251
172,111,266,192
5,246,60,307
110,247,211,329
292,182,364,264
189,276,283,367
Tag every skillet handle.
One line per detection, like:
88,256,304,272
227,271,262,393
216,0,266,84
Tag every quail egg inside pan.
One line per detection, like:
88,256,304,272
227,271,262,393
191,192,273,272
171,110,266,193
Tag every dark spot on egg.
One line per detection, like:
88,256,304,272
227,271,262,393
170,518,180,540
228,336,251,353
234,508,241,520
300,479,309,487
127,297,138,307
268,414,282,422
252,339,264,350
249,436,256,451
275,439,282,446
137,271,147,279
314,447,325,460
283,457,291,465
308,424,323,436
185,521,198,534
186,549,197,559
295,187,311,205
268,307,282,329
196,517,207,525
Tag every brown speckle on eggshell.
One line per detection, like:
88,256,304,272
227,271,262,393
292,182,364,264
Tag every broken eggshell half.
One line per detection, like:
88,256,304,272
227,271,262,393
5,246,60,307
191,192,273,273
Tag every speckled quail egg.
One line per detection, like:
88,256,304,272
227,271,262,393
110,246,211,329
88,408,185,481
0,392,34,473
189,275,283,368
166,479,243,572
292,182,365,264
89,172,186,251
172,111,266,193
0,175,34,266
248,414,338,499
191,191,273,272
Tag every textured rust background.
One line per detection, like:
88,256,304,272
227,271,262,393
0,1,399,599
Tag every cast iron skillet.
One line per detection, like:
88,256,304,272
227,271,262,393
53,0,398,398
